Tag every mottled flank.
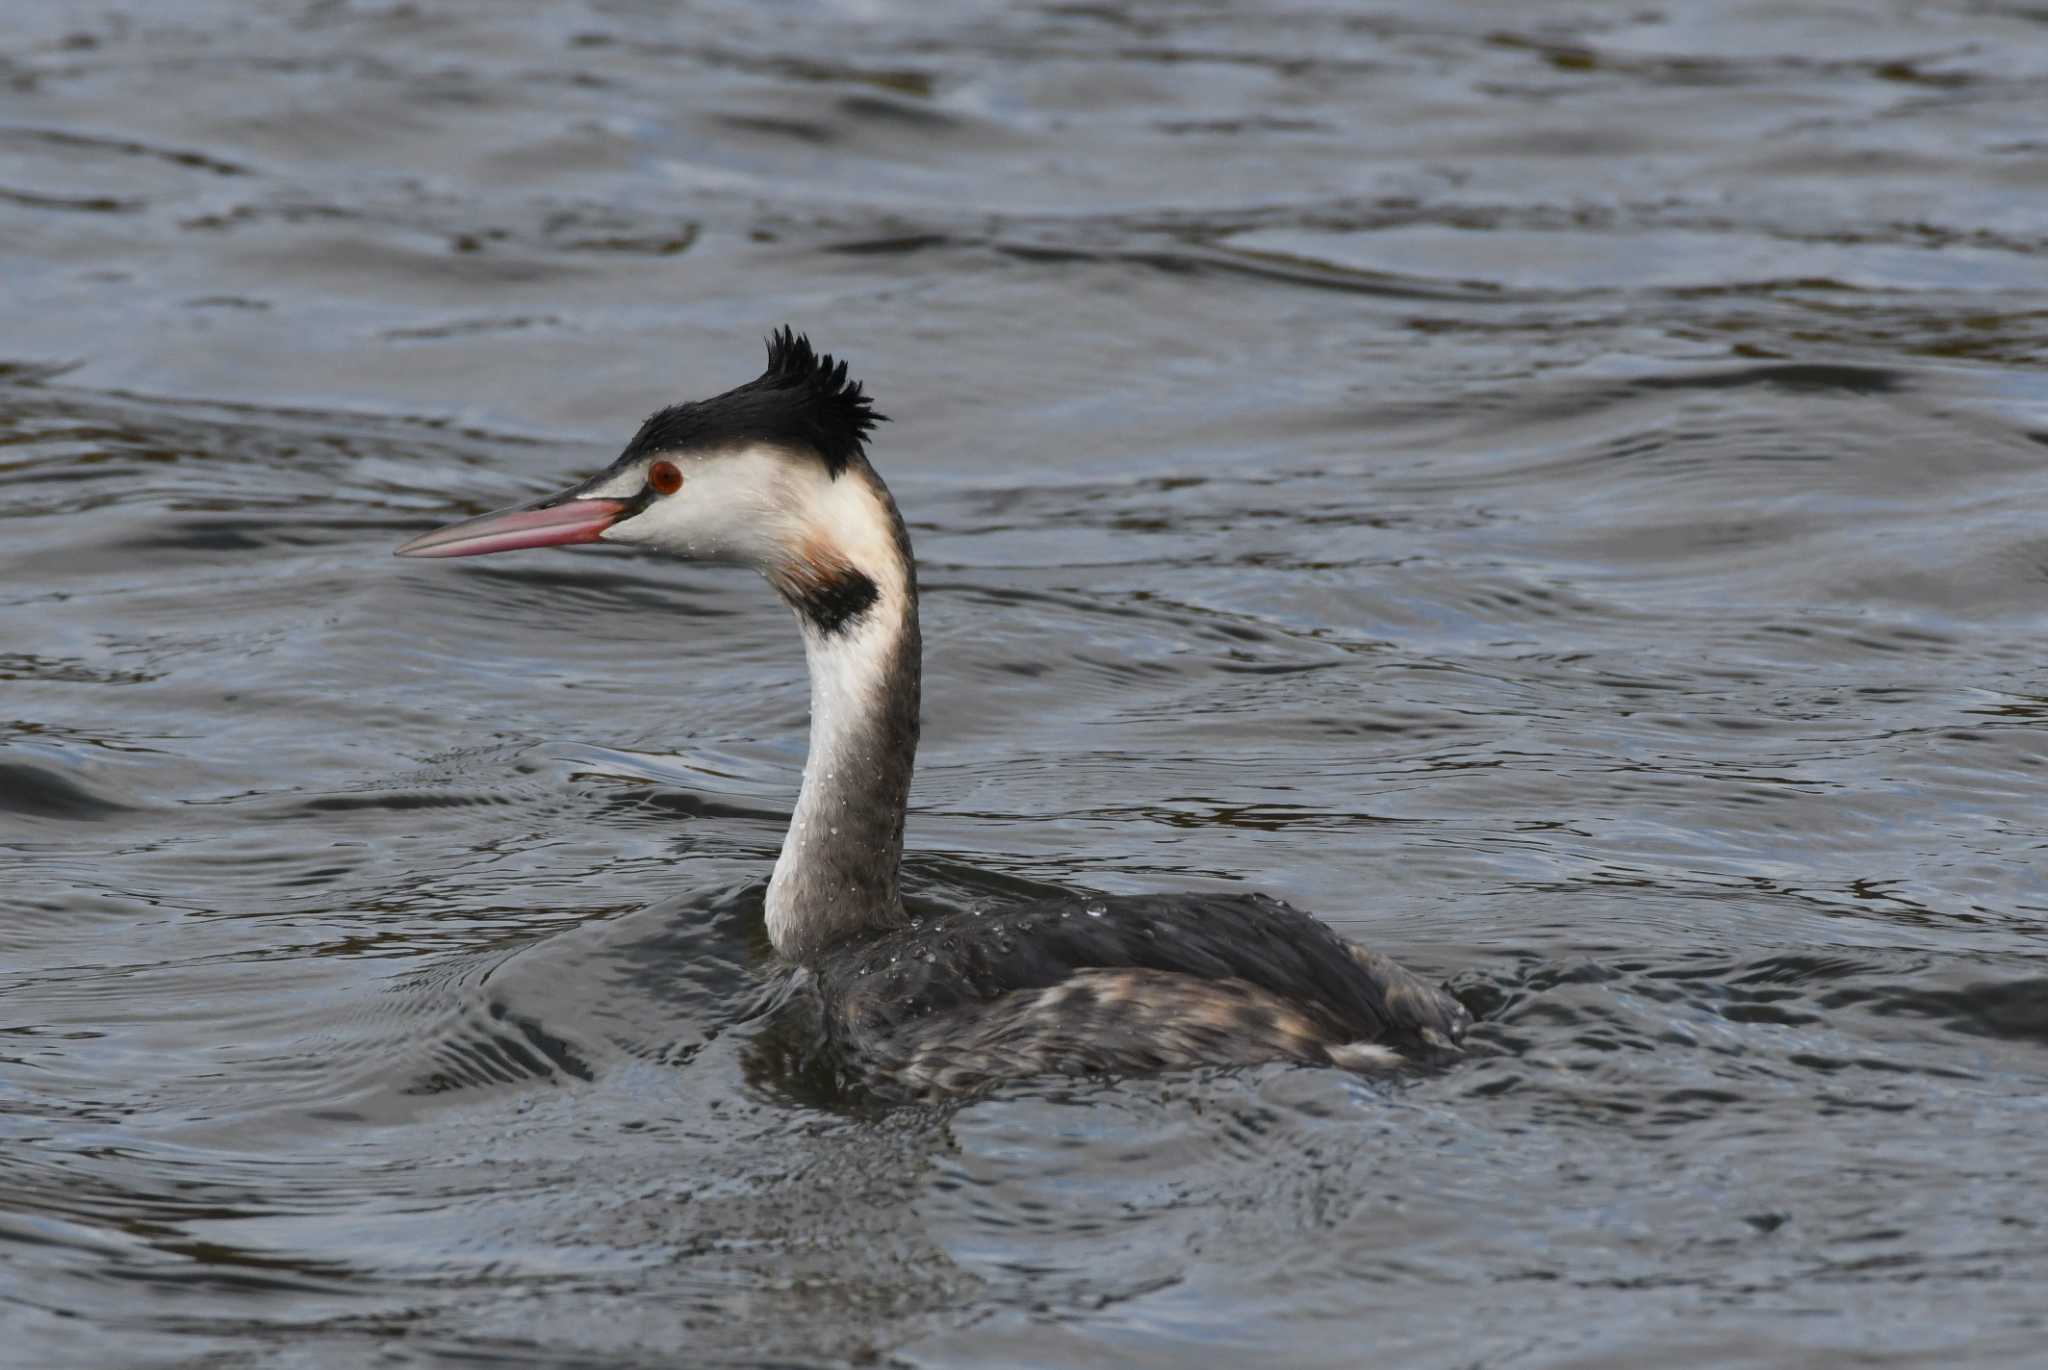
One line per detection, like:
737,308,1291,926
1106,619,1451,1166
813,892,1470,1098
618,326,884,476
887,971,1353,1097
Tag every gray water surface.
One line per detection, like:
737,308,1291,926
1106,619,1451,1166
5,2,2048,1366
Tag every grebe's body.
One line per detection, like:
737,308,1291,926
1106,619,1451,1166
818,893,1465,1095
397,331,1469,1097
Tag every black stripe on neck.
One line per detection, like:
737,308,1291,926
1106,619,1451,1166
793,568,880,636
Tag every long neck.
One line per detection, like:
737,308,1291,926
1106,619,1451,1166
763,466,921,961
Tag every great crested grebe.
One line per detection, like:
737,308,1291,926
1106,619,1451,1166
396,330,1470,1096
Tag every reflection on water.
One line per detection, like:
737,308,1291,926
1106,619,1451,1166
5,1,2048,1365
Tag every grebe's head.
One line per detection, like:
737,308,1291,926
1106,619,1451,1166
395,328,903,635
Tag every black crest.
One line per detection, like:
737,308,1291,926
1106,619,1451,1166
619,327,885,476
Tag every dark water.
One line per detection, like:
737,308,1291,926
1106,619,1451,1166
6,2,2048,1365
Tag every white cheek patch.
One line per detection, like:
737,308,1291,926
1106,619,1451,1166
596,443,812,561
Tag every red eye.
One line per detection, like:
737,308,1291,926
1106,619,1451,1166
647,460,684,496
